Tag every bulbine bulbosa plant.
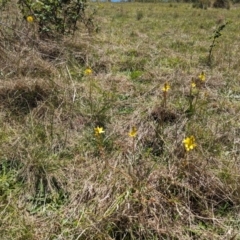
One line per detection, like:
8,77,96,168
162,82,170,108
128,126,137,154
18,0,94,38
186,72,205,117
94,126,105,157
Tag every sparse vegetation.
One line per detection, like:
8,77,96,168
208,21,229,66
0,1,240,239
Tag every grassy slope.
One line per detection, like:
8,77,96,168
0,2,240,239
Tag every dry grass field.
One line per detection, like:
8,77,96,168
0,1,240,239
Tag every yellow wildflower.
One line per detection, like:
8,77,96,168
183,136,197,151
27,16,34,23
128,126,137,138
84,68,92,76
198,72,206,82
94,127,104,136
191,82,196,88
162,83,170,92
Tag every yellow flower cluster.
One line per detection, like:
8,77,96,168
90,69,203,156
84,68,92,76
183,136,197,151
191,72,206,88
128,126,137,138
191,81,196,88
94,127,104,136
93,127,196,153
27,16,34,23
162,83,170,92
198,72,206,82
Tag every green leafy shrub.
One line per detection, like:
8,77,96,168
17,0,94,38
212,0,230,9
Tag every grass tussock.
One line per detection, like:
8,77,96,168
0,1,240,239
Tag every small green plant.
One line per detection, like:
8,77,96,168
84,67,94,117
0,160,17,199
130,70,142,80
186,80,199,116
127,126,138,174
82,69,116,127
208,22,229,65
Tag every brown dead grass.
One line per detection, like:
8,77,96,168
0,1,240,240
